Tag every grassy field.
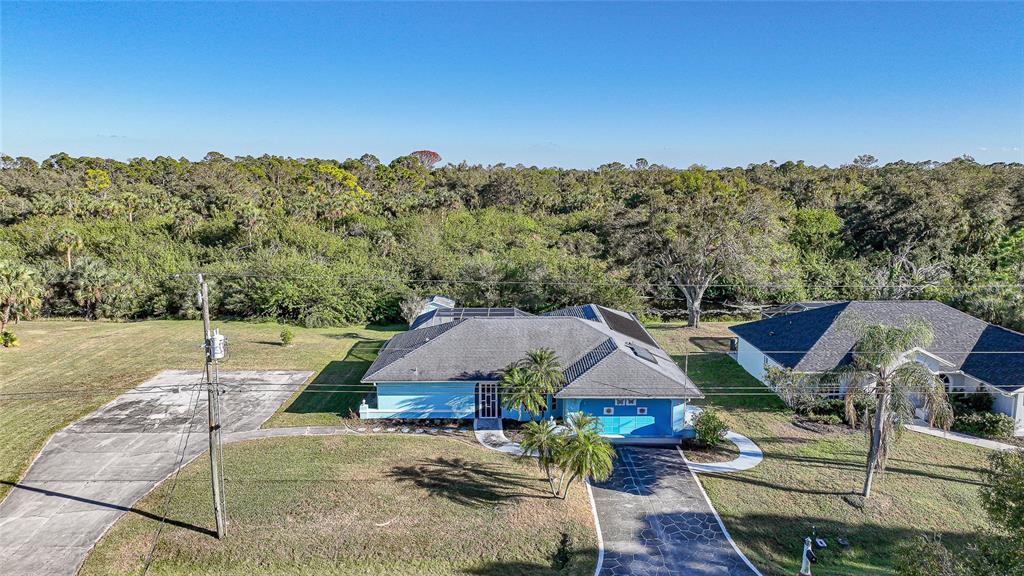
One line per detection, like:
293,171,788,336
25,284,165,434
0,319,399,500
647,323,996,576
79,434,598,576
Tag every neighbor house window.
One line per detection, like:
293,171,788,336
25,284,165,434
603,407,614,415
550,397,558,412
637,407,648,415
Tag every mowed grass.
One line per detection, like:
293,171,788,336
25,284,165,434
79,434,598,576
0,319,400,500
647,323,995,576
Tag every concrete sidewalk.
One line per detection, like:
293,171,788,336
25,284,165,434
906,423,1019,451
683,431,765,474
0,369,311,576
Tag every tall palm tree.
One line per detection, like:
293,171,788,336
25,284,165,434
556,423,615,499
518,419,563,495
520,347,565,416
0,261,42,333
500,366,545,419
840,321,954,498
54,229,83,269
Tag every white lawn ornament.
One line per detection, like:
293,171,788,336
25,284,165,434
798,536,813,576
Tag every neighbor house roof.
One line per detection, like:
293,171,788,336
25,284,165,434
730,301,1024,393
364,304,702,399
761,301,842,319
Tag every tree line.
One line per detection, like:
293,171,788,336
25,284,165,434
1,151,1022,330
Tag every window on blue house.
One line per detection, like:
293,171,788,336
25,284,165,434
614,399,637,406
637,407,648,415
603,407,614,415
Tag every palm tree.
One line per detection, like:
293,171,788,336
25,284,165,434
68,258,113,320
518,419,563,495
555,420,615,499
0,261,42,333
54,229,83,269
520,347,565,416
840,321,954,499
500,366,544,420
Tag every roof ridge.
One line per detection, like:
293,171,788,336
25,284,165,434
362,320,464,380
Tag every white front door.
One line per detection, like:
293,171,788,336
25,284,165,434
476,382,500,419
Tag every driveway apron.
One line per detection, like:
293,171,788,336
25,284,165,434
0,369,312,576
590,446,760,576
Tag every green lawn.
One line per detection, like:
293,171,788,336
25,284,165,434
649,323,996,576
79,434,598,576
0,319,400,501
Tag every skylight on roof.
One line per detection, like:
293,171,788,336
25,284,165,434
627,344,658,364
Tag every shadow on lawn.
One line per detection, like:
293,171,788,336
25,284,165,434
0,481,216,537
283,340,383,416
716,511,988,575
387,457,549,506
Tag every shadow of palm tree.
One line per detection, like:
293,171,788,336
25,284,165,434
387,457,549,507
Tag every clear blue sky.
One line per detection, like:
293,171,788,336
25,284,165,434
2,2,1022,168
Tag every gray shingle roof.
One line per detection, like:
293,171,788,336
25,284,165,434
363,305,703,399
730,301,1024,393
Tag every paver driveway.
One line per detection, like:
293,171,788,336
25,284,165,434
0,369,311,576
590,446,761,576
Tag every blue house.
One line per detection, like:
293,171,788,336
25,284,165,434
359,301,703,443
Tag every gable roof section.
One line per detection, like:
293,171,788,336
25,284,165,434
555,347,700,398
959,325,1024,393
730,301,1023,393
731,303,849,369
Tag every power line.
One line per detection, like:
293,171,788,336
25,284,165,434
172,271,1024,290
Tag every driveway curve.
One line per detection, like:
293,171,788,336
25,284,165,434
0,370,312,576
590,446,762,576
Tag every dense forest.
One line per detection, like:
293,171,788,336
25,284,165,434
1,152,1022,331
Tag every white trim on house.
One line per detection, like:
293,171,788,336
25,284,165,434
733,338,1024,438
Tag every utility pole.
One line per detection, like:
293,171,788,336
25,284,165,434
198,274,226,539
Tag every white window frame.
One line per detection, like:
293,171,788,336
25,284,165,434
637,407,648,415
615,399,637,406
603,407,614,415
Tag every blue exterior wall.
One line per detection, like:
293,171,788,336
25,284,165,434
561,398,689,438
362,382,475,419
360,381,692,438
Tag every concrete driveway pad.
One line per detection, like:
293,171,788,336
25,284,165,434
0,369,311,576
591,446,761,576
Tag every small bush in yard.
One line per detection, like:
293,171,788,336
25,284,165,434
1,331,18,348
694,408,728,447
280,326,295,346
952,412,1015,439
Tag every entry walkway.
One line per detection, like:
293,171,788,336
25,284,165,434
590,446,762,576
682,431,764,474
0,370,312,576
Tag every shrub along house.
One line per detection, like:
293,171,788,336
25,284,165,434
729,300,1024,437
360,301,703,443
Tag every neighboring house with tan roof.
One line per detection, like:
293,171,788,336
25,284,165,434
359,300,703,442
729,300,1024,436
